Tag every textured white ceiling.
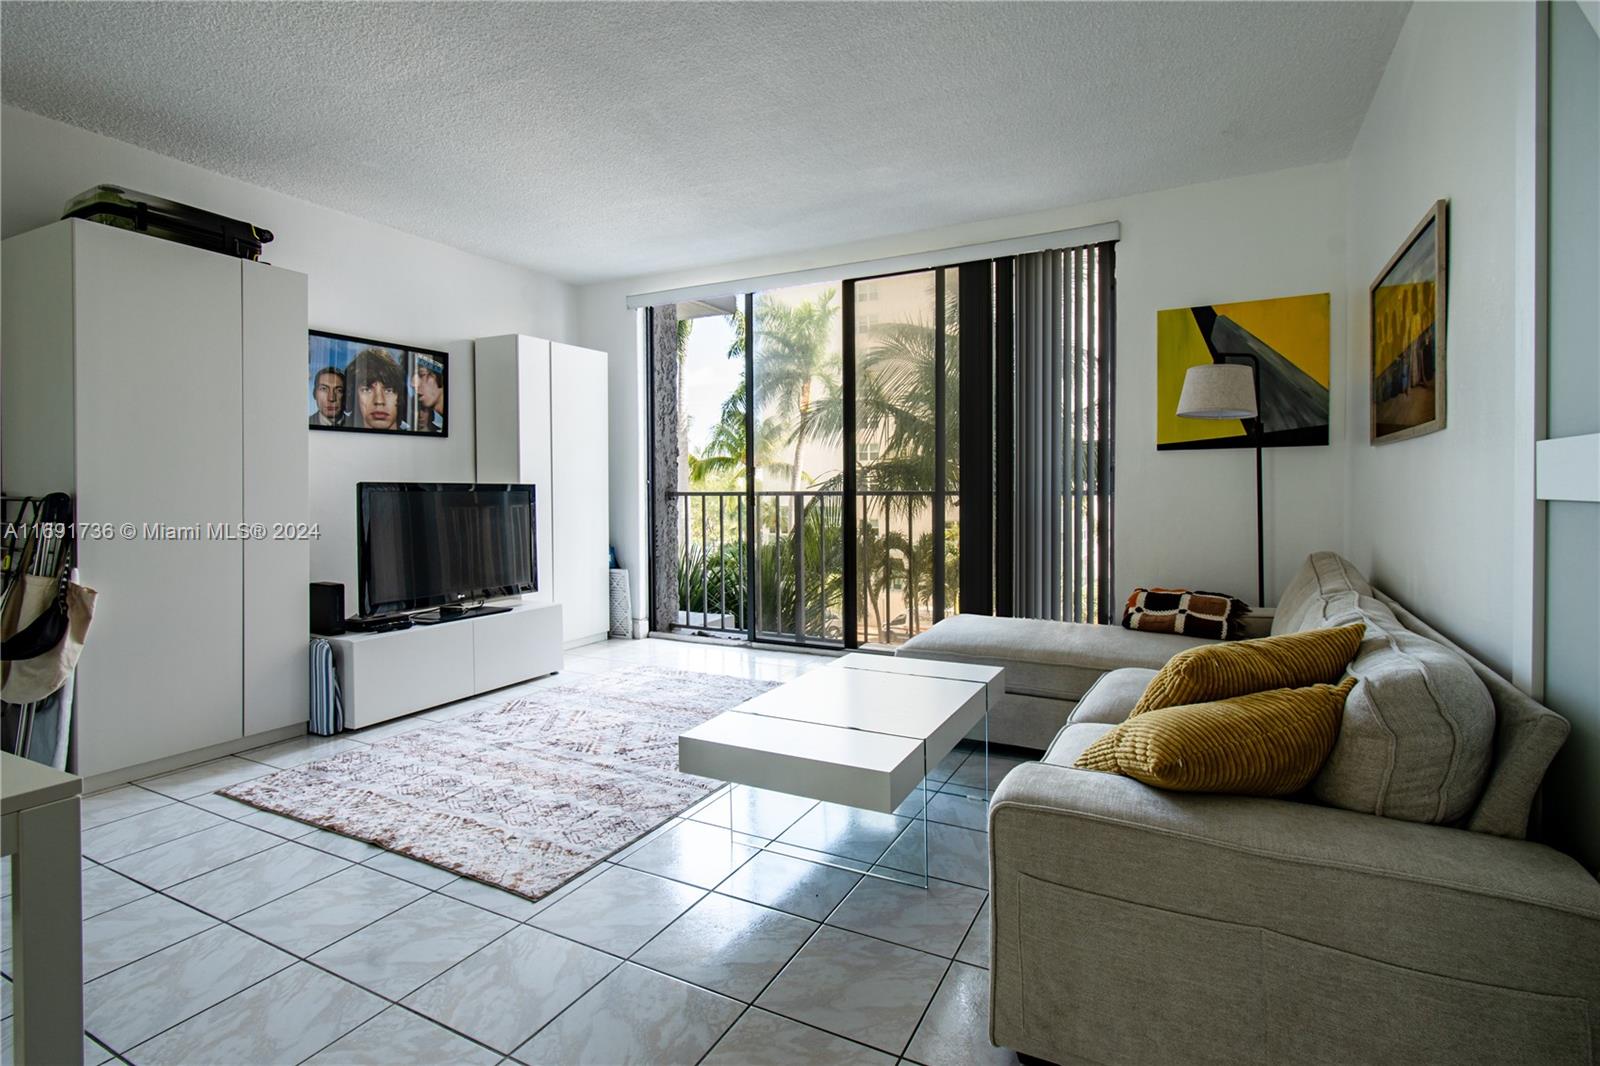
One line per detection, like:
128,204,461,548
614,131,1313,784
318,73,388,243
0,2,1407,284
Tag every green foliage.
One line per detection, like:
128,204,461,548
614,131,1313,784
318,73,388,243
677,278,961,644
674,497,843,641
676,542,744,619
749,495,845,640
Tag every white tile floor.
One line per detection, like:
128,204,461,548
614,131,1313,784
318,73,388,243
1,637,1033,1065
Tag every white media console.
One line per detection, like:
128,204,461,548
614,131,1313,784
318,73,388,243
326,602,564,729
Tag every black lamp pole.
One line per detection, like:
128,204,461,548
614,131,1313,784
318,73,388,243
1224,353,1266,608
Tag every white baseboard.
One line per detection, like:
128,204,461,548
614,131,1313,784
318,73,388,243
82,723,305,796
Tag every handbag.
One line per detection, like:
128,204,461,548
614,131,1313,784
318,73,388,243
1,516,96,704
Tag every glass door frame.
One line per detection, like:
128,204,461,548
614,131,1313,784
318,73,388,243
649,265,1000,650
843,262,997,649
738,291,758,646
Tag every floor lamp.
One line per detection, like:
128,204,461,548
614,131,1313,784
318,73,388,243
1177,357,1265,606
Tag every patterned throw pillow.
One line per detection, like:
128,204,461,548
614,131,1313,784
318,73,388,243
1121,587,1249,640
1075,678,1357,795
1132,622,1365,717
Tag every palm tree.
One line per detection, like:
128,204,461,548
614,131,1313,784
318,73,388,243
725,291,844,490
855,518,905,643
677,280,961,643
896,529,940,636
685,377,795,489
685,384,746,488
854,296,960,498
749,495,846,640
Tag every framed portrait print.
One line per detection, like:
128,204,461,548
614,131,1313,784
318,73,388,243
308,330,448,437
1370,200,1448,444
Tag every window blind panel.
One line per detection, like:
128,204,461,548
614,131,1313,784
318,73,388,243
1013,242,1115,623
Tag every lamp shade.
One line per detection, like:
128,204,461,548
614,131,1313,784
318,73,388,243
1177,363,1257,420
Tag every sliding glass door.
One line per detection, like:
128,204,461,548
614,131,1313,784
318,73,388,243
750,284,844,642
848,268,961,648
657,270,975,649
664,299,747,637
650,242,1112,649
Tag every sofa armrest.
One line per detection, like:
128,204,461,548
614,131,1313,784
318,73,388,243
1238,605,1276,638
988,764,1600,1064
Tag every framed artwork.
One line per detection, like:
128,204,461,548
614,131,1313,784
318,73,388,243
308,330,448,437
1156,291,1331,450
1370,199,1448,444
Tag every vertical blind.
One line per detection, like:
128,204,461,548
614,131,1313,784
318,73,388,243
1013,243,1116,623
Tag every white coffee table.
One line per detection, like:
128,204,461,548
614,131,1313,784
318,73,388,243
678,653,1004,887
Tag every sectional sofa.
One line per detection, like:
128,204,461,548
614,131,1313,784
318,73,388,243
901,551,1597,1065
897,597,1267,750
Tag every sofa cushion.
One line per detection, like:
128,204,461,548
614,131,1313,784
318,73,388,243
1376,591,1570,839
1043,722,1116,767
897,615,1210,702
1312,606,1496,825
1273,551,1377,635
1069,669,1158,726
1132,624,1366,716
1075,679,1355,795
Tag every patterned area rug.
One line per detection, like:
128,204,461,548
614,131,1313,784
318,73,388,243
221,667,775,899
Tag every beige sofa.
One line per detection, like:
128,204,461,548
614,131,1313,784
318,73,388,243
908,552,1598,1065
897,605,1275,750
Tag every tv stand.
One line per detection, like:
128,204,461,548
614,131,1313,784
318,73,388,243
326,601,563,729
412,603,513,626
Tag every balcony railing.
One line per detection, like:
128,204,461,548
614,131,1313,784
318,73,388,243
669,488,959,647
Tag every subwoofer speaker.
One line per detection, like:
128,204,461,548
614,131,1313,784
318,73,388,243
310,582,346,636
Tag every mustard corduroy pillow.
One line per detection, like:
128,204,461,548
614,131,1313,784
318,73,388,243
1076,678,1357,795
1132,623,1365,717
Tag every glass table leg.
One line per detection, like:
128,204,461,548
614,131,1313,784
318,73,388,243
921,752,930,887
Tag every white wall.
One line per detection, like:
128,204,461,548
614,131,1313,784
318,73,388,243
577,286,649,630
579,162,1352,624
2,106,579,601
1342,3,1535,675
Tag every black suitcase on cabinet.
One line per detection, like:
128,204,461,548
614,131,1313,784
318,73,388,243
62,184,274,261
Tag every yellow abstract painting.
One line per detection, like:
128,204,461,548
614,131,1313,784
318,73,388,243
1156,292,1331,450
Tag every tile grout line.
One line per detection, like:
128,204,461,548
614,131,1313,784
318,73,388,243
104,848,564,1060
260,888,641,1063
122,779,763,1058
893,893,988,1062
712,828,957,1062
689,768,994,1066
71,644,993,1062
79,780,281,864
82,784,537,1056
435,780,873,1061
690,848,905,1066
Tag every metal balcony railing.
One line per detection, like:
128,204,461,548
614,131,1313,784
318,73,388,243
669,488,959,647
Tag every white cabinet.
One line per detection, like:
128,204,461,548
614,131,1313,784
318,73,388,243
472,602,564,692
330,620,476,729
474,336,555,607
329,603,564,729
550,343,611,644
1,220,308,777
475,336,609,646
242,260,313,735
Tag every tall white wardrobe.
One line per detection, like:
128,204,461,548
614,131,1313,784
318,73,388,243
2,220,309,779
474,335,610,646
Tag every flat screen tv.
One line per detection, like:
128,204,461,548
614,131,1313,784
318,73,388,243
357,482,536,616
